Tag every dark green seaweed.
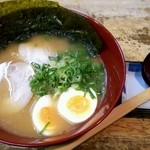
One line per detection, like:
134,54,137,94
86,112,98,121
0,0,102,56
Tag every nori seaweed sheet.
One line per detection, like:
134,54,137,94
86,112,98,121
0,0,102,56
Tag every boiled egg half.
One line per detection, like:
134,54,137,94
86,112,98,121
57,87,98,124
32,95,70,136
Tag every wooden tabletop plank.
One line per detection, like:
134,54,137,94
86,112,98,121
57,0,150,62
75,118,150,150
0,0,150,149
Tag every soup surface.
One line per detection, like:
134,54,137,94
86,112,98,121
0,34,106,137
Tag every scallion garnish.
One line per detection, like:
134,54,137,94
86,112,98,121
29,49,105,98
38,122,50,135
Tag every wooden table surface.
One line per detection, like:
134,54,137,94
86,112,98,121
0,0,150,150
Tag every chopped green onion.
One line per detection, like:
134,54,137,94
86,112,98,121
38,122,50,135
29,49,105,98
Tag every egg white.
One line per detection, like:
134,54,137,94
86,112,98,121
57,87,98,124
32,95,56,136
32,94,74,136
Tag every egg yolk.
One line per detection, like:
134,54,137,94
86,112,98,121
67,96,90,113
40,107,51,125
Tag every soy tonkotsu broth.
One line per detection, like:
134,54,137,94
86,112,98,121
0,34,105,137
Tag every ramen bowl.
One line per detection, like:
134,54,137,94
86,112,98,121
0,0,125,148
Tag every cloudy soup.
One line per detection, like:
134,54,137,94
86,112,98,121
0,34,106,137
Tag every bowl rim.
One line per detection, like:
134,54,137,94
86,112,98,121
0,8,126,148
142,53,150,86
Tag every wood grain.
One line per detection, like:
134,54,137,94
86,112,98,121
53,88,150,150
75,117,150,150
0,0,150,150
1,117,150,150
55,0,150,62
